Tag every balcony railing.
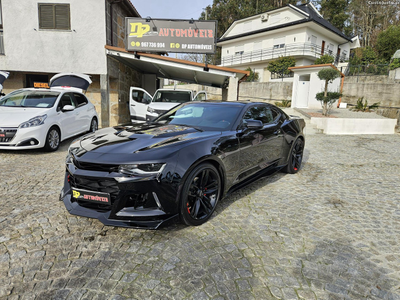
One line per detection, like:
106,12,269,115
0,30,4,55
220,43,347,67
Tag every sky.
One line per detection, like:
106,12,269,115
131,0,214,20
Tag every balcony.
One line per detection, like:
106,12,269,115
220,43,347,67
0,30,4,55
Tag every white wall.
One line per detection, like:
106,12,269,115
0,0,107,74
291,67,342,109
225,8,304,38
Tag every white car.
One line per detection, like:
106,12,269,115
0,73,98,151
129,87,207,123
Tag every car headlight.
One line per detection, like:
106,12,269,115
147,106,155,113
118,163,165,176
19,114,47,128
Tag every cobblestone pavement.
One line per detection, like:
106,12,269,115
1,133,400,300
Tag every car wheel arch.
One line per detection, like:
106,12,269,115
49,124,62,141
89,116,98,132
179,156,227,199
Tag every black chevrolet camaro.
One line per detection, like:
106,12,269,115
60,101,305,228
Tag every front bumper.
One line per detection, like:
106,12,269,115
0,126,47,150
60,163,180,229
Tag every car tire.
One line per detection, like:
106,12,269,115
44,126,61,152
283,138,304,174
180,163,221,226
89,117,98,133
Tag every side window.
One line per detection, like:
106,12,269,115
243,105,275,124
58,93,75,111
74,93,88,107
132,91,151,104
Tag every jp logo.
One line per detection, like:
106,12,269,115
73,190,80,198
129,23,150,38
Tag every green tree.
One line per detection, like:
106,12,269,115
316,68,342,116
314,54,334,65
376,26,400,62
245,67,259,82
318,0,352,36
267,56,296,77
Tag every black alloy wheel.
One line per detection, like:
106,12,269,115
44,126,61,152
89,118,98,133
180,163,221,226
284,138,304,174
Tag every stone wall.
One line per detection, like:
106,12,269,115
342,74,400,107
107,57,142,126
165,81,293,103
85,75,102,126
106,0,132,48
104,0,141,127
238,81,293,103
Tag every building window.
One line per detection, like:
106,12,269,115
235,45,244,56
311,35,317,45
38,3,70,30
273,37,285,49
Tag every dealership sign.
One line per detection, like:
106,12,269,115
125,18,216,54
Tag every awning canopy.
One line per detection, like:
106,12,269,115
105,45,249,88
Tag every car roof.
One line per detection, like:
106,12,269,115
156,89,192,92
9,87,85,94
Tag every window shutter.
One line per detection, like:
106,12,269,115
39,5,55,29
55,5,70,30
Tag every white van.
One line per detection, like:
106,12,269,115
129,87,206,123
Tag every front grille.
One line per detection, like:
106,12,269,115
0,128,17,143
73,158,119,173
68,172,119,201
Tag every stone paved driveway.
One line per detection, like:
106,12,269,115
0,133,400,300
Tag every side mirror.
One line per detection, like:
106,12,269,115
244,119,263,130
62,105,75,112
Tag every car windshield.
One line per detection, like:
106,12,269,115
0,90,60,108
152,103,243,131
153,91,192,103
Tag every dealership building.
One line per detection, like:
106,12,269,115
0,0,247,127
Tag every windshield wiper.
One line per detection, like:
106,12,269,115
172,124,203,132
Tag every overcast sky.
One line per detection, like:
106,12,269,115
131,0,214,20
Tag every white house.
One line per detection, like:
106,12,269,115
217,2,359,82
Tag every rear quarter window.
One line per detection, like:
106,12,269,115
74,93,88,107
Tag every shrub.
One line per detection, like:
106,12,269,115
275,100,291,107
314,54,335,65
351,97,380,112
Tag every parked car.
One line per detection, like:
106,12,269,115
60,101,305,229
129,87,206,123
0,73,98,151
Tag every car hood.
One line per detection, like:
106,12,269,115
149,102,182,111
0,107,50,127
78,124,221,157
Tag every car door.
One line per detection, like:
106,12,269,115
129,87,153,122
193,91,207,101
72,93,91,133
57,92,79,137
236,104,284,181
